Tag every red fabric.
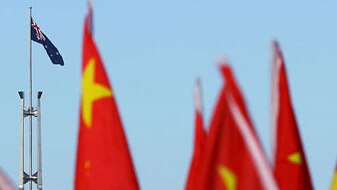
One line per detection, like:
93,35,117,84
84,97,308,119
0,168,15,190
75,16,139,190
185,102,207,190
273,41,313,190
197,64,272,190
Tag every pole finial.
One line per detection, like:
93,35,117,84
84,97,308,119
18,91,24,99
38,91,43,99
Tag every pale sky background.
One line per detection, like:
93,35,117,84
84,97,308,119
0,1,336,189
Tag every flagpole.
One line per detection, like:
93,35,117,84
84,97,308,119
37,91,43,190
18,91,25,190
29,6,33,190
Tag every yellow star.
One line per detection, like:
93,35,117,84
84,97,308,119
82,58,112,128
287,152,302,165
218,165,237,190
84,160,91,177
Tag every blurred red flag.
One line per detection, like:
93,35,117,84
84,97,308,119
185,79,207,190
271,41,313,190
197,61,277,190
331,164,337,190
75,13,139,190
0,168,15,190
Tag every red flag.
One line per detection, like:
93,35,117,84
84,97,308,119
271,41,313,190
331,163,337,190
198,61,277,190
75,13,139,190
185,79,207,190
0,168,15,190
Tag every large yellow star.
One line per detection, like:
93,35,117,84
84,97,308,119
82,58,112,128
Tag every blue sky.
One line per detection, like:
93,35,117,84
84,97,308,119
0,0,336,189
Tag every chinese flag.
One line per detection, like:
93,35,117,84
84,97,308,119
271,41,313,190
185,79,207,190
331,164,337,190
197,61,277,190
0,168,15,190
75,14,139,190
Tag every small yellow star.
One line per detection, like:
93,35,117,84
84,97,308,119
84,160,91,177
218,165,237,190
287,152,302,165
82,58,112,128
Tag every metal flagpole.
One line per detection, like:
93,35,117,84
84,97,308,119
37,91,43,190
18,6,44,190
18,91,25,190
29,7,33,190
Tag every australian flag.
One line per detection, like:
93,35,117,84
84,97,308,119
31,18,64,66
